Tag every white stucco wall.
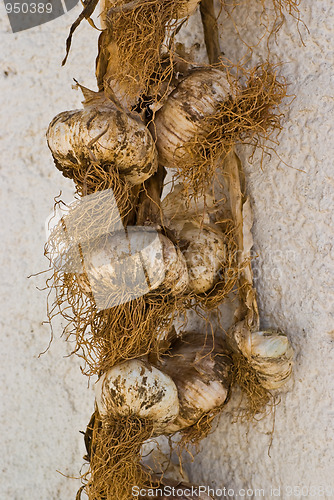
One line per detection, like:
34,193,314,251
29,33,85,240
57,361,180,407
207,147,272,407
0,1,333,499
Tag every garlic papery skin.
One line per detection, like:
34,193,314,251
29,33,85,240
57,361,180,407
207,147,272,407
161,234,189,295
95,359,179,433
76,228,189,309
179,222,227,294
151,68,231,169
46,93,157,185
251,330,291,358
249,330,293,390
156,333,233,433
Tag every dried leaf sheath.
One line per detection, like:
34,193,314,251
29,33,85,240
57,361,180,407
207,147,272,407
223,150,259,328
223,151,293,418
222,150,268,417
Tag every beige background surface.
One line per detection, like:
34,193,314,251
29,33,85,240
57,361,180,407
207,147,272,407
0,0,333,498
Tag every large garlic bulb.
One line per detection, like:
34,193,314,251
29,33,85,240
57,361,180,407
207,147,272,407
157,333,232,433
77,227,189,309
47,92,157,185
151,68,231,169
95,359,179,433
229,323,294,390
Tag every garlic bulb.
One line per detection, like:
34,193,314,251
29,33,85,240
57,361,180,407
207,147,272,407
177,221,226,294
151,68,231,169
47,92,157,185
95,359,179,433
181,223,226,294
156,333,232,433
162,183,216,231
76,227,189,308
249,330,293,390
229,323,294,390
161,183,226,294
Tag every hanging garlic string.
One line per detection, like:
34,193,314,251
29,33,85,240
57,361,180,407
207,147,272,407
222,152,293,410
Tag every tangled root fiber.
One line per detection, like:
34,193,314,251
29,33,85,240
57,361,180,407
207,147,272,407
96,0,190,105
46,188,133,266
220,0,302,47
231,351,276,420
176,406,224,455
174,63,288,194
47,270,186,375
79,409,154,500
267,0,302,29
53,160,136,226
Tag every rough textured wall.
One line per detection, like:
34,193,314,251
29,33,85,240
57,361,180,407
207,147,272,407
0,1,333,499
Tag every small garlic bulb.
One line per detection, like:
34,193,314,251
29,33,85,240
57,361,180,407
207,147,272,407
162,183,216,230
95,359,179,433
47,92,157,185
157,333,232,433
77,228,189,308
161,184,226,293
229,324,294,390
151,68,231,169
248,330,293,390
179,222,226,294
